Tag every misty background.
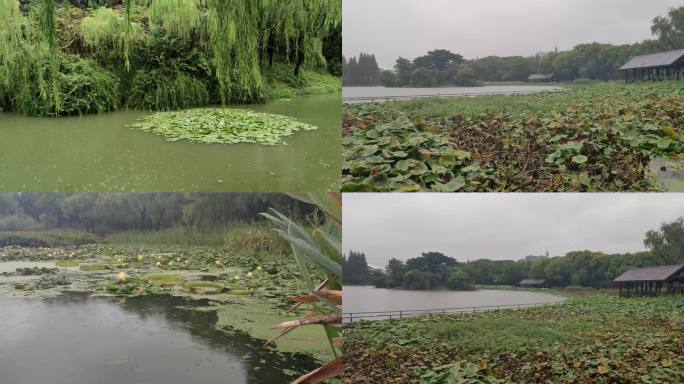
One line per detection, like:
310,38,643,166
343,0,684,68
343,194,684,267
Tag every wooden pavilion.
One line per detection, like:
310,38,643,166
619,49,684,83
520,278,547,288
613,264,684,297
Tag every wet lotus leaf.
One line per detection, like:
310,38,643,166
343,82,684,192
129,108,318,145
145,273,186,286
79,263,110,271
182,281,227,295
56,260,79,268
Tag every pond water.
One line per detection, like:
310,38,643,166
0,93,340,192
342,85,565,103
343,286,565,318
0,294,319,384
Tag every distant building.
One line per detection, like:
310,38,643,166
528,73,556,82
520,279,547,288
613,264,684,297
619,49,684,83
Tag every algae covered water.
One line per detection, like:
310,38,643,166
0,294,319,384
0,94,340,192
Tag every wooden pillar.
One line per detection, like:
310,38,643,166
619,282,623,297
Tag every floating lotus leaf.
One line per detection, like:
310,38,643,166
129,108,318,145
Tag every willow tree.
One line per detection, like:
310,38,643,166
41,0,62,111
260,0,342,75
207,0,263,103
0,0,57,112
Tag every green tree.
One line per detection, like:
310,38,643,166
394,57,414,86
454,64,479,86
342,251,371,285
446,267,473,290
644,217,684,265
652,6,684,49
403,270,432,290
386,258,406,288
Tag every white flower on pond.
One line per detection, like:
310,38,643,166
117,272,128,282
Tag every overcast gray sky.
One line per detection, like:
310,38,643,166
343,0,684,68
343,194,684,268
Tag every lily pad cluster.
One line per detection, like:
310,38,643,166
344,296,684,383
343,82,684,192
129,108,318,145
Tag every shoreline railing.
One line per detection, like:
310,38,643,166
342,88,568,104
343,299,567,323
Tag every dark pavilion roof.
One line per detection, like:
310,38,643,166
520,279,546,285
619,49,684,70
613,264,684,282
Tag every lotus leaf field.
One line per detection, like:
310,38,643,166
130,108,318,145
342,82,684,192
343,296,684,383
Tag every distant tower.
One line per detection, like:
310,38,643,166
554,45,558,54
545,249,549,258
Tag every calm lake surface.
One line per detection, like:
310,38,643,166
342,85,565,103
0,93,340,192
343,286,565,316
0,294,318,384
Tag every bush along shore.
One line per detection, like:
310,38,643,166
0,1,341,117
343,82,684,192
343,295,684,384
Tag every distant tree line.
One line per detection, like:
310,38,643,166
343,217,684,290
343,6,684,87
0,193,313,233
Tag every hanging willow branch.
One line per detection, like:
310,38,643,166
40,0,62,112
207,0,263,104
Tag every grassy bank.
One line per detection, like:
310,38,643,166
343,295,684,383
343,82,684,192
107,223,290,254
0,230,99,248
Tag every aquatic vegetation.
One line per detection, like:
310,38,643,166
79,263,109,271
343,296,684,383
145,273,186,286
183,280,226,295
343,82,684,192
56,260,79,267
15,267,57,276
129,108,318,145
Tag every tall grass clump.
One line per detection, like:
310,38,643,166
107,223,288,254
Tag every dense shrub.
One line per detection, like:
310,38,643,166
127,69,209,110
12,55,120,116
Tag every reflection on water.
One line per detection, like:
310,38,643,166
0,93,340,192
343,286,565,314
0,294,319,384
